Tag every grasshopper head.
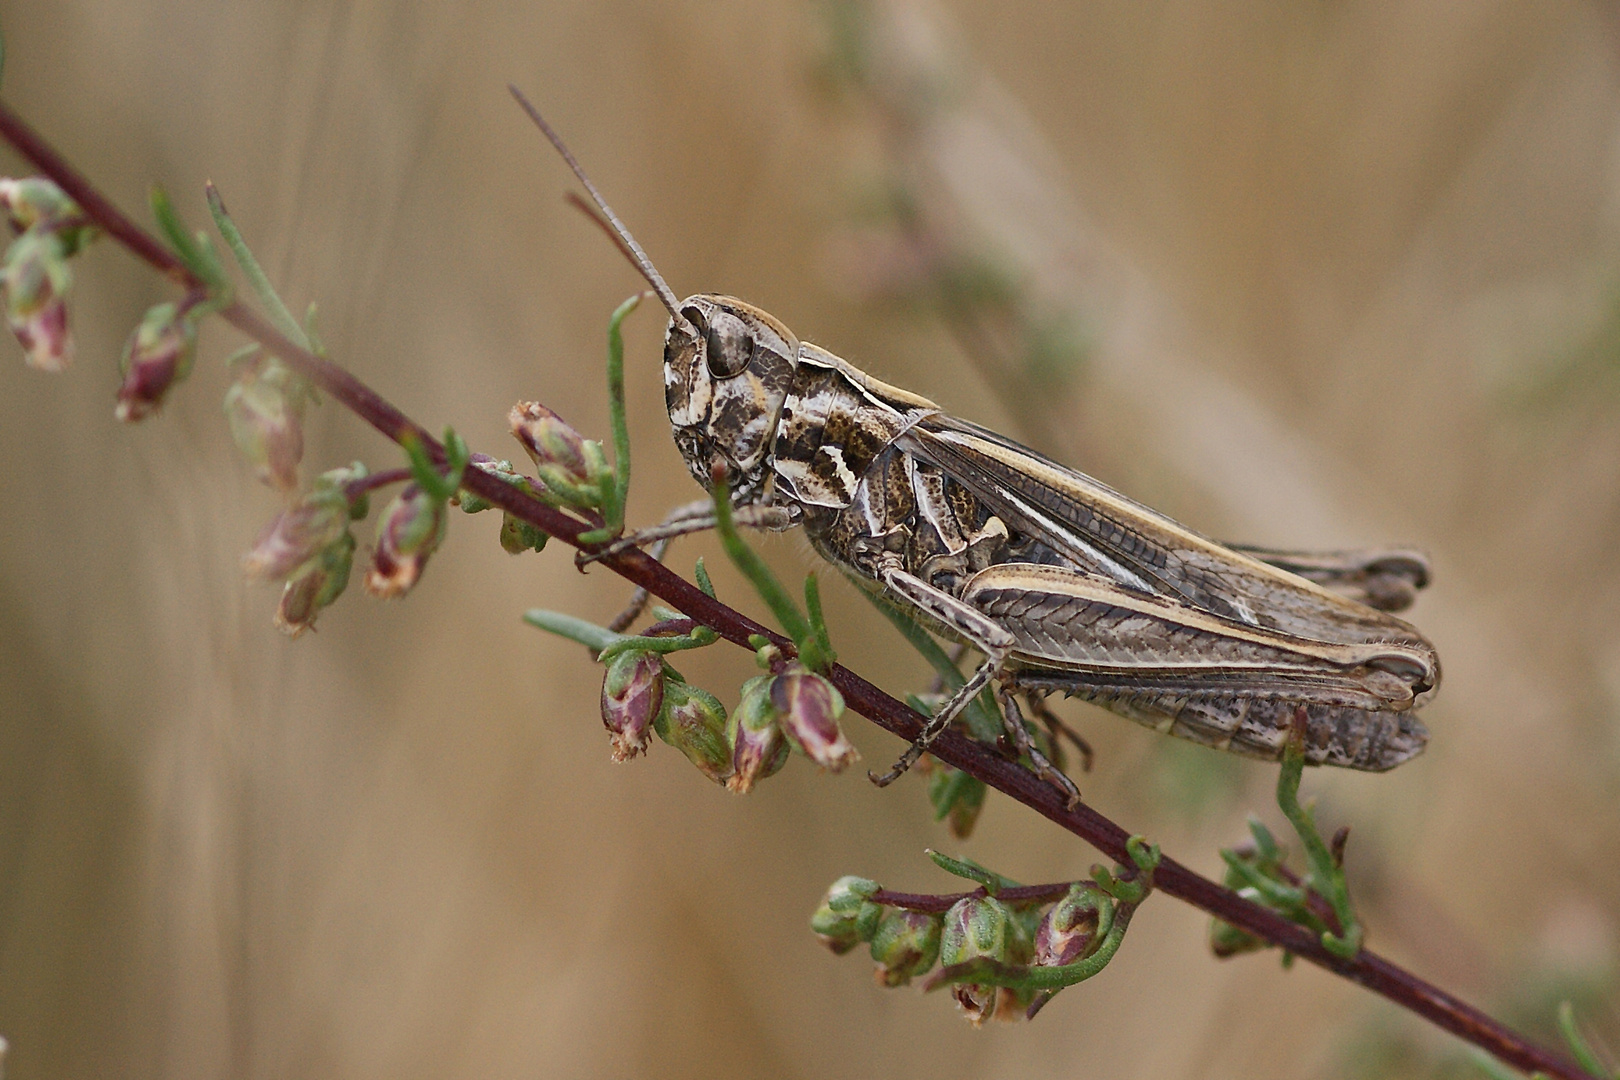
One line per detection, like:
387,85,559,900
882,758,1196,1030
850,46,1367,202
508,100,798,505
664,295,800,505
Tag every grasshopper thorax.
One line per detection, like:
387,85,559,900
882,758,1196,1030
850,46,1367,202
664,294,800,505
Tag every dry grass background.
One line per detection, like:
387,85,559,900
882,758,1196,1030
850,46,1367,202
1,1,1619,1077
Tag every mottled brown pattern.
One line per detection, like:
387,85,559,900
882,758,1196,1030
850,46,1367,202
772,358,912,507
736,340,1438,772
663,295,799,504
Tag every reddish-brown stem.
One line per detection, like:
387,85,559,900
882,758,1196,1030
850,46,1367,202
0,97,1593,1080
873,882,1074,913
344,466,413,499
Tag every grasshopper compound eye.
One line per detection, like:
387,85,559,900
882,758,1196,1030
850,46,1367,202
703,309,757,379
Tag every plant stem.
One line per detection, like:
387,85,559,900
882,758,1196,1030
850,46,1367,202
0,97,1593,1080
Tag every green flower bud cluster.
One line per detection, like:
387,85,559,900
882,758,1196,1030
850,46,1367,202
0,177,97,372
595,647,859,790
243,463,369,636
224,352,313,493
812,839,1160,1024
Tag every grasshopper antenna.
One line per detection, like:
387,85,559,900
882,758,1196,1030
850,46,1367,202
508,85,689,330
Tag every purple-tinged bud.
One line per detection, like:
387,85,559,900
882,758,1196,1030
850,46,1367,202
870,908,943,987
810,876,884,955
509,401,607,500
601,650,665,762
726,675,790,793
224,356,309,492
0,179,95,251
115,301,197,422
1034,883,1108,968
653,680,733,785
772,666,857,772
364,485,446,599
273,530,354,637
2,230,74,371
940,895,1018,1026
13,295,69,372
243,486,353,581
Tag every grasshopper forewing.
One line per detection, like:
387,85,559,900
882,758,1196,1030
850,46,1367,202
514,90,1440,797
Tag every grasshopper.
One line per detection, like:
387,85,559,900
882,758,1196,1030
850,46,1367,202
515,93,1439,798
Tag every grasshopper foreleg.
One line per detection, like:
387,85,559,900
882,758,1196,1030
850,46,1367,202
575,500,795,568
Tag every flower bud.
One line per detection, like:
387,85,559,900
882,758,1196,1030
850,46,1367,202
726,675,790,793
1034,883,1108,968
0,179,94,250
273,530,354,637
243,485,354,581
509,401,607,501
499,515,549,554
2,230,73,371
364,485,447,599
772,667,857,772
869,908,943,987
940,895,1019,1026
459,459,550,553
601,650,664,762
810,876,884,955
653,680,733,785
115,300,197,422
224,355,309,492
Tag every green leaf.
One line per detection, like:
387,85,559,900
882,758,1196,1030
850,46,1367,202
1557,1001,1615,1080
149,185,227,293
207,182,308,347
711,475,829,672
926,850,1019,895
522,609,623,654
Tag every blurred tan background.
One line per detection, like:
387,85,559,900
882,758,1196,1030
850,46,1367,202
2,1,1619,1077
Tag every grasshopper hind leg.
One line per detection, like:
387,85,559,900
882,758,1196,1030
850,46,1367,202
1023,692,1094,774
996,687,1082,808
869,569,1082,806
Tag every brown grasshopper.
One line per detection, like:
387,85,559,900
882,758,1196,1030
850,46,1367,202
514,93,1439,799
